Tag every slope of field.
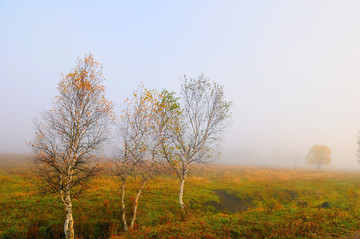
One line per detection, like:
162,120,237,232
1,154,360,238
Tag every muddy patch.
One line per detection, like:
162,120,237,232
284,189,299,200
317,201,331,209
205,189,252,213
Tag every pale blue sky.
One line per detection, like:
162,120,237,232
2,1,360,168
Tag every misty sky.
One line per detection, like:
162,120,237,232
2,1,360,169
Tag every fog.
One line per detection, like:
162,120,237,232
1,1,360,169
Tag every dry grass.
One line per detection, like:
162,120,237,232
1,154,360,238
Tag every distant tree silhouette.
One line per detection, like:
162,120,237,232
306,145,331,170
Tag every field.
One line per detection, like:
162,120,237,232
1,154,360,238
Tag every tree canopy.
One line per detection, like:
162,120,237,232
28,53,115,239
306,145,331,170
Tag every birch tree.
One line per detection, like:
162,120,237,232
28,54,114,239
162,75,232,211
113,86,178,231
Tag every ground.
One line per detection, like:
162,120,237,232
1,154,360,238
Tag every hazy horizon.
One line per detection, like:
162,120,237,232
2,1,360,169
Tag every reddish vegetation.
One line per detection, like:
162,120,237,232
1,154,360,238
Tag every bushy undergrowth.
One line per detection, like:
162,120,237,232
1,156,360,238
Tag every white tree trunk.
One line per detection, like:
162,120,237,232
64,194,74,239
121,181,129,232
179,177,186,211
130,177,150,229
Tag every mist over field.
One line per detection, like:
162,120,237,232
2,1,360,170
4,2,360,238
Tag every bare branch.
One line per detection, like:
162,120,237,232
28,53,114,239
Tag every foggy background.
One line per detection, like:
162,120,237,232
1,1,360,169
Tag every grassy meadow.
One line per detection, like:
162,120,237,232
1,154,360,238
